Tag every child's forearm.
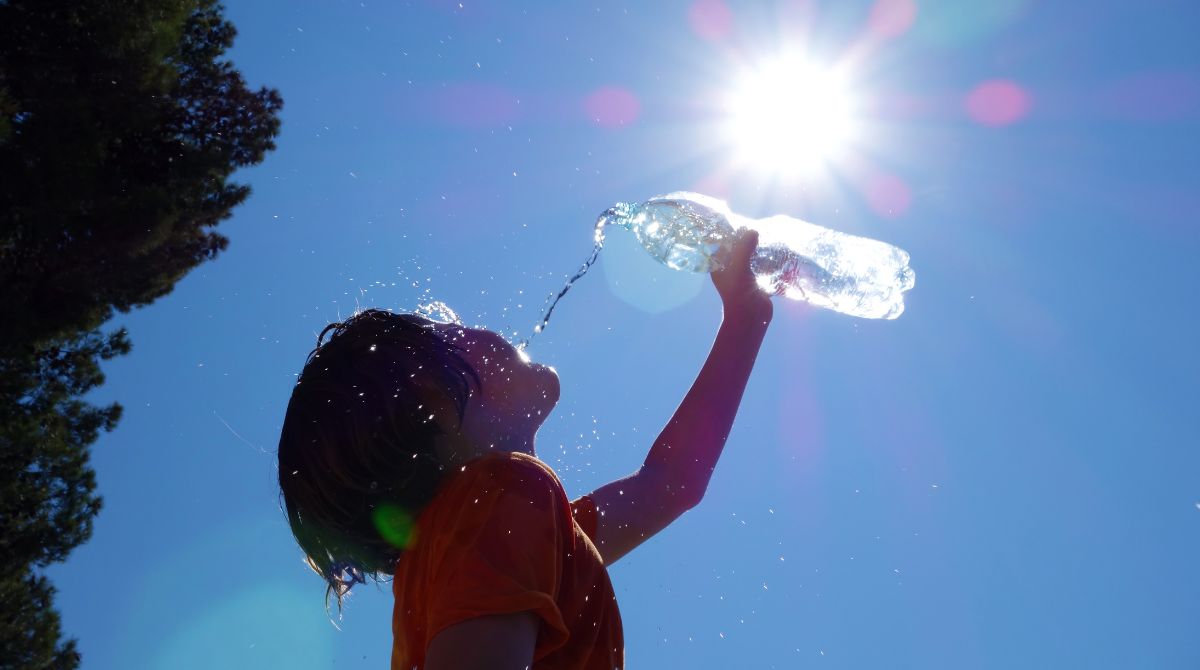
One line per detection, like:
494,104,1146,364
642,307,770,509
584,233,769,565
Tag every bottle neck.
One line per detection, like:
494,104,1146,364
596,202,635,230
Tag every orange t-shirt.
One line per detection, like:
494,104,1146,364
391,451,624,670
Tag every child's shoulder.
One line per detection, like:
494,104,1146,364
427,451,570,527
459,451,564,494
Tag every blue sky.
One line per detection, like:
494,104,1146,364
48,1,1200,668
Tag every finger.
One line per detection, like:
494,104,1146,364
735,229,759,267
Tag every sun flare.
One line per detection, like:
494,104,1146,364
723,57,858,176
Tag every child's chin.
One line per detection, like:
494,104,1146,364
538,368,561,411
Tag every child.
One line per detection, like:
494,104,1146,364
278,230,772,669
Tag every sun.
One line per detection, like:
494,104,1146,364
722,56,858,177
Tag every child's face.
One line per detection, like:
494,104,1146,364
433,323,560,458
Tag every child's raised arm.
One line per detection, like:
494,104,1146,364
585,229,773,565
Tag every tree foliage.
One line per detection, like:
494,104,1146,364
0,1,281,666
0,330,129,571
0,575,79,670
0,0,283,348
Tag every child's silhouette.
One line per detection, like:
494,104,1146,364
278,229,772,669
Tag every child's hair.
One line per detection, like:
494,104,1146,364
277,309,480,610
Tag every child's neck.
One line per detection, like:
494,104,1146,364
437,427,537,467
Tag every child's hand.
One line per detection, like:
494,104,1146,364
712,229,773,324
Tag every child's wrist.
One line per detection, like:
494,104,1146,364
721,300,773,331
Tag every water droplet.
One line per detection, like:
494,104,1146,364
415,301,462,325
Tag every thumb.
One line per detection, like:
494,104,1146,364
734,228,759,267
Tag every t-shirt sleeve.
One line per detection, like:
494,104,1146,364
569,494,599,543
426,458,571,660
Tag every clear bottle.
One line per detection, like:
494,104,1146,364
597,191,916,319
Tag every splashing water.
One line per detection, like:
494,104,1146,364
516,215,611,350
415,300,464,325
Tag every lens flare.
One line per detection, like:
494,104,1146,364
373,504,416,549
688,0,734,41
584,86,641,128
965,79,1032,126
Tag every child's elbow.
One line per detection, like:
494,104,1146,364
675,485,705,513
643,464,704,514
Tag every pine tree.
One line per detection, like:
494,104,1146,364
0,2,282,666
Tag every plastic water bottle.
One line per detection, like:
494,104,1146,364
597,191,916,319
